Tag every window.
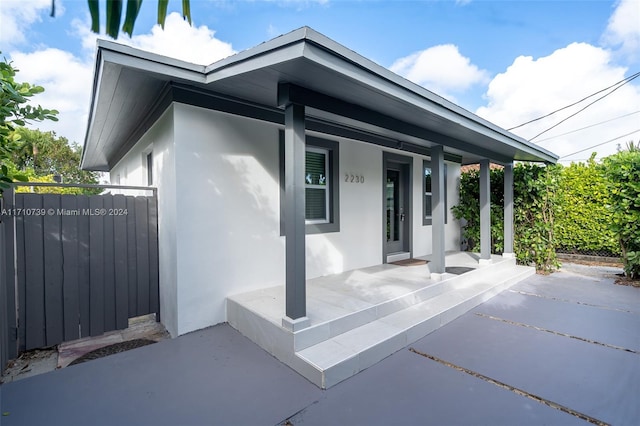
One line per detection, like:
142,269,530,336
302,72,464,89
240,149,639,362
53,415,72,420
423,161,447,225
146,152,153,186
280,132,340,234
305,147,329,223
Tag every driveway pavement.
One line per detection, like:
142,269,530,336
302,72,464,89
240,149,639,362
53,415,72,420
1,265,638,426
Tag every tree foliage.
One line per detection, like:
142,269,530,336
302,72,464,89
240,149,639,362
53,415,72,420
52,0,192,39
0,53,58,191
602,144,640,278
9,128,101,195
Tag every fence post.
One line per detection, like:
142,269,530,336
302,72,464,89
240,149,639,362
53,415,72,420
1,187,19,370
1,208,7,371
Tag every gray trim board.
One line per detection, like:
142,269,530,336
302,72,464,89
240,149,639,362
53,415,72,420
279,83,514,165
177,84,464,164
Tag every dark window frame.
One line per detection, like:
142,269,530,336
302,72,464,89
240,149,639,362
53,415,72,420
279,131,340,235
146,151,153,186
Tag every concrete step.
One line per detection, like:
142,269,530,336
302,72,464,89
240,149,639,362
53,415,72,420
292,257,520,352
295,265,534,388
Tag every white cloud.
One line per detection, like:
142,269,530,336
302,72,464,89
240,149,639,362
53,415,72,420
602,0,640,60
117,12,235,65
0,0,54,48
9,48,94,145
9,12,236,146
390,44,489,100
476,42,640,161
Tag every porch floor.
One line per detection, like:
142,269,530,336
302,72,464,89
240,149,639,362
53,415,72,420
230,252,483,327
227,251,535,388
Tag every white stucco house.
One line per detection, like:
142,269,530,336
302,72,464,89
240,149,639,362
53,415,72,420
82,27,557,387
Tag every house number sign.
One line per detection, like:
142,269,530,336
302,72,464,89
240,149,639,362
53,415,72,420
345,174,365,183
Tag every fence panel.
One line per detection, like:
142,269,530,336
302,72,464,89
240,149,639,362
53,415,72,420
2,190,159,359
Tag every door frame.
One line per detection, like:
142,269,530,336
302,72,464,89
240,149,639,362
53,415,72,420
382,152,413,263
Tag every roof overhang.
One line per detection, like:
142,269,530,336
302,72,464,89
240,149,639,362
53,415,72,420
82,27,557,171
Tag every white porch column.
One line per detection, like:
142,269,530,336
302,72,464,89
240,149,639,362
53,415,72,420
282,102,310,331
479,159,492,263
503,163,515,258
431,146,446,277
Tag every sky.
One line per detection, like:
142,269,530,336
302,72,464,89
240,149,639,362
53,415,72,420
1,0,639,164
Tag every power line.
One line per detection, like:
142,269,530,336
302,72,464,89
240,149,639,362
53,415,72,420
507,71,640,131
529,74,640,141
535,110,640,144
559,129,640,159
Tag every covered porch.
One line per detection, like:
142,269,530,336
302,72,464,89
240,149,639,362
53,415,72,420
228,251,534,388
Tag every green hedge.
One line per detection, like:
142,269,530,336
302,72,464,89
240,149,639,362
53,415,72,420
452,148,639,274
555,158,619,256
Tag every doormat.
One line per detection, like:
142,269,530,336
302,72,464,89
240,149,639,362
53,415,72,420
445,266,475,275
68,339,156,366
391,258,428,266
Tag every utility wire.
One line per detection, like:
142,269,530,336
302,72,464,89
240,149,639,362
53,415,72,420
535,110,640,144
507,71,640,131
559,129,640,159
529,73,639,141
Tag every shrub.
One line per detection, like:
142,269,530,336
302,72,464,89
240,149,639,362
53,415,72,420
602,147,640,278
452,163,560,273
513,163,560,273
554,156,619,256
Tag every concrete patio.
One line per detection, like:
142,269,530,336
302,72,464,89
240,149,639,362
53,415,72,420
1,264,638,426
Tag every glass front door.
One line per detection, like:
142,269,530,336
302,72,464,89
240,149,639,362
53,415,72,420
385,166,407,254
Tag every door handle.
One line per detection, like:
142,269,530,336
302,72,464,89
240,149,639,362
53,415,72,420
400,213,405,222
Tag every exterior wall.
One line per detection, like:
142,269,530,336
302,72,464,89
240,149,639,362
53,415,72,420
112,102,461,336
110,107,179,337
172,104,285,335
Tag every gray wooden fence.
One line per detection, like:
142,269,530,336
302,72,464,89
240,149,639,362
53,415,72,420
1,186,159,363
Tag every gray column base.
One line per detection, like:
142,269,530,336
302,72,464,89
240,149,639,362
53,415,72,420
479,258,493,265
502,252,516,259
282,316,310,332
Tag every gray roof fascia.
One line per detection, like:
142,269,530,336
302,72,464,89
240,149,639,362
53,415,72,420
96,39,207,74
81,48,107,168
299,38,558,163
203,27,309,76
97,43,207,83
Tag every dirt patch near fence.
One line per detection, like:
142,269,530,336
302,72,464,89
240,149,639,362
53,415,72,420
68,338,157,366
1,348,58,384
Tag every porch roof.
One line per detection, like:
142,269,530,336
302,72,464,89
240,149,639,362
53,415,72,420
82,27,558,171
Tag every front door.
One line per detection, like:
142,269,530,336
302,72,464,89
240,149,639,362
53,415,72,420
384,156,411,258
